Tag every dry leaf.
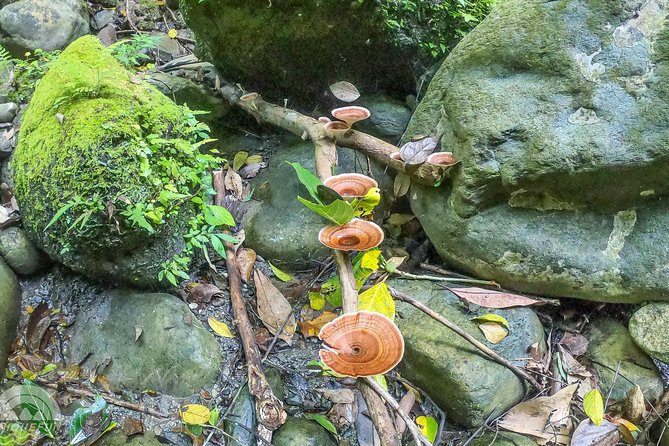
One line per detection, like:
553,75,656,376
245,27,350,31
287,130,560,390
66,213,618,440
134,325,143,342
395,391,416,435
208,317,235,338
253,270,296,345
237,248,256,283
451,287,543,308
558,345,591,378
559,332,589,357
298,311,337,338
399,136,439,165
122,417,143,436
623,385,645,423
329,81,360,102
393,173,411,197
316,388,355,404
570,419,619,446
225,168,244,200
478,322,508,343
499,384,578,442
188,283,223,303
233,151,248,171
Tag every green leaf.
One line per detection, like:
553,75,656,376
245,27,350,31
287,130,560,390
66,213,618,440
204,205,235,227
269,262,293,282
210,236,226,258
358,282,395,320
316,184,344,204
583,388,605,426
297,197,354,225
471,313,510,329
360,249,382,271
309,291,325,310
304,413,337,435
44,201,77,230
288,162,323,202
209,407,220,426
233,151,248,171
373,374,388,391
416,416,438,443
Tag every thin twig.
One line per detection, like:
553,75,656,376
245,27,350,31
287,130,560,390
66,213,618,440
389,287,543,391
363,377,433,446
34,378,168,419
393,269,499,287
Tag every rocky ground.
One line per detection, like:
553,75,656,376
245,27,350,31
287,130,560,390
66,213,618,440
0,1,668,446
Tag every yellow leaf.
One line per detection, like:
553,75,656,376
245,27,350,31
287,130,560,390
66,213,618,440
180,404,211,425
471,313,510,329
168,29,177,39
373,374,388,391
360,249,382,270
208,317,235,338
358,282,395,320
245,155,263,165
583,388,605,426
416,416,438,443
156,0,165,5
298,311,337,338
309,291,325,310
269,262,293,282
478,322,508,344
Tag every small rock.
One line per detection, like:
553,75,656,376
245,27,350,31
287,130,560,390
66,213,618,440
0,257,20,372
97,24,118,46
392,278,546,427
0,103,18,123
92,9,116,30
96,431,165,446
586,318,664,402
0,226,47,275
629,303,669,364
273,417,337,446
356,95,412,142
0,0,90,52
469,432,537,446
0,131,15,158
67,290,222,396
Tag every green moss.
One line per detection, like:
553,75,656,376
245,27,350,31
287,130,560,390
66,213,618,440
12,36,220,286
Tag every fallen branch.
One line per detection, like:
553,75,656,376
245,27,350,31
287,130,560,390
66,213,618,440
34,378,169,419
393,269,499,287
216,81,444,186
389,287,543,391
213,170,286,442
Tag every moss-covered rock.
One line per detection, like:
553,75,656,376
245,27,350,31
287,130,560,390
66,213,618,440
0,226,48,275
273,417,337,446
180,0,414,102
392,279,546,427
97,432,165,446
405,0,669,302
629,303,669,363
586,318,663,402
0,257,20,373
67,290,221,397
12,36,216,287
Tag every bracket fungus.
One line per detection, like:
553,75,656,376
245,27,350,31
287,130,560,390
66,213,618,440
323,173,378,198
426,152,456,166
239,92,261,109
324,120,351,135
318,116,332,123
318,310,404,377
389,152,403,161
331,106,371,127
318,219,384,251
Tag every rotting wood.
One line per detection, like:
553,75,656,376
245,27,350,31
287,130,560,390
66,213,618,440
213,170,286,443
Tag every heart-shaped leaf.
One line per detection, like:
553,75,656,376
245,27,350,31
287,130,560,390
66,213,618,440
399,136,440,165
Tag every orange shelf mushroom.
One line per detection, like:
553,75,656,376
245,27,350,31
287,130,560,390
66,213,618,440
323,173,378,198
319,311,404,377
331,106,371,127
324,120,350,135
389,152,403,161
318,219,384,251
426,152,456,166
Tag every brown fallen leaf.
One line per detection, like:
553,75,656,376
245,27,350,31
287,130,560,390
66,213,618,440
478,322,508,344
329,80,360,102
134,325,143,342
25,302,51,354
499,384,578,443
570,419,619,446
451,287,543,308
395,390,416,435
316,388,355,404
298,311,338,338
237,248,256,283
225,167,244,200
623,385,645,423
253,270,296,345
558,345,591,378
122,417,143,437
188,283,223,303
559,331,589,357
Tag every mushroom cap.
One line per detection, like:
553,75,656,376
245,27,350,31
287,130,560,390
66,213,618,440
323,173,378,198
324,121,350,134
240,92,259,102
318,219,384,251
318,116,332,123
427,152,456,166
331,106,371,126
319,310,404,377
389,152,403,161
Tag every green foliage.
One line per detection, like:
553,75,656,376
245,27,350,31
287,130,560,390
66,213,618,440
108,34,161,67
0,423,33,445
0,45,11,63
6,48,61,103
583,388,604,426
70,396,113,445
380,0,498,61
297,197,355,226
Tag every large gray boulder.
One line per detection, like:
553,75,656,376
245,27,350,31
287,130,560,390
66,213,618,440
0,0,89,53
629,303,669,364
0,257,20,372
405,0,669,302
392,279,546,427
67,290,221,397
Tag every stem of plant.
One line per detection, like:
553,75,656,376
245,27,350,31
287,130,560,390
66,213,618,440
393,269,499,287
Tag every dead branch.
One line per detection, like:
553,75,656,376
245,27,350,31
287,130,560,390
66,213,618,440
358,381,402,446
213,170,286,442
389,287,543,391
34,378,169,419
216,81,445,186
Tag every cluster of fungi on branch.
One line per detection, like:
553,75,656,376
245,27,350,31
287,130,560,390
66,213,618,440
314,106,405,378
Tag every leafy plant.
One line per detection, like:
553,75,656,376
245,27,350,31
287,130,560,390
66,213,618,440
0,45,11,63
108,34,161,67
179,404,220,437
6,48,61,103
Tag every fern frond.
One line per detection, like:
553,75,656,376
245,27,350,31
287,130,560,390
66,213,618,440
0,44,11,63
